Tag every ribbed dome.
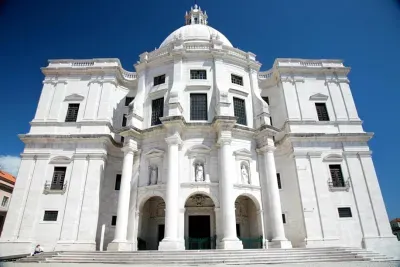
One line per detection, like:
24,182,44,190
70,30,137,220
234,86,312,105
159,24,233,48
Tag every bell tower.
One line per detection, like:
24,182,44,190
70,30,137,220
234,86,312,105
185,4,208,25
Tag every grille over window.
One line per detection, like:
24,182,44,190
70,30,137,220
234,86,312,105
315,103,329,121
231,74,243,86
43,211,58,221
190,94,208,121
233,97,247,125
329,165,345,187
190,70,207,80
51,167,66,190
338,207,352,218
151,98,164,126
65,104,80,122
154,74,166,86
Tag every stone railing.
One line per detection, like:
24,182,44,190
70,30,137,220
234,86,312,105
185,44,211,51
258,70,274,80
122,70,137,80
147,46,171,61
328,178,351,192
43,180,68,195
277,59,344,69
71,60,95,67
224,46,248,60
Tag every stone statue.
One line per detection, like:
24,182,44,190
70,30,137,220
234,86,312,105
149,166,158,185
195,164,204,182
241,164,250,184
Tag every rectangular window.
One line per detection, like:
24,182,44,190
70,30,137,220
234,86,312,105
43,211,58,221
122,114,127,127
115,174,121,191
233,97,247,125
231,74,243,86
315,103,329,121
338,207,352,218
190,94,208,121
151,98,164,126
65,103,80,122
190,70,207,80
125,97,134,106
120,136,124,143
329,165,345,187
262,96,269,105
154,74,166,86
277,173,282,189
1,196,9,207
111,216,117,226
51,167,66,190
282,214,286,224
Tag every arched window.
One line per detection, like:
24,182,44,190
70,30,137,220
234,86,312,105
194,17,198,24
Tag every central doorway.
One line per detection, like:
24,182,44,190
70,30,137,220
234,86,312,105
184,194,216,250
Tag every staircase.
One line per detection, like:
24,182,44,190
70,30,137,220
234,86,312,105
15,247,394,265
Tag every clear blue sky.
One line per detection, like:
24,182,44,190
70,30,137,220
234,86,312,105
0,0,399,219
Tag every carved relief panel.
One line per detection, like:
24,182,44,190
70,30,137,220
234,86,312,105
187,144,212,183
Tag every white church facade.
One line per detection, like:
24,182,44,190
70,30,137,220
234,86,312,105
0,5,399,258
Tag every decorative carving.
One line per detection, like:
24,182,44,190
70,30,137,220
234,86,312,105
190,194,207,207
149,166,158,185
195,163,205,182
241,164,250,184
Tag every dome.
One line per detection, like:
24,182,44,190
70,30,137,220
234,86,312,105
159,24,233,48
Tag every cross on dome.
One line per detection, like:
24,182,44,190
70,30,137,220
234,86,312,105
185,4,208,25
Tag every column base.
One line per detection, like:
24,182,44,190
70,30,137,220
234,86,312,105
217,238,243,250
158,238,185,251
107,240,137,251
55,241,96,251
362,236,400,260
0,240,34,257
269,239,292,248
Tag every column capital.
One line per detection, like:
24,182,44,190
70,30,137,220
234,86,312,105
165,133,182,146
122,139,138,154
256,145,275,154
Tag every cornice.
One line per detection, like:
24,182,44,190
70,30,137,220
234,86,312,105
276,132,373,146
19,134,120,147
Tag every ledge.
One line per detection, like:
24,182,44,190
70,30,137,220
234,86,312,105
181,182,219,188
233,184,261,190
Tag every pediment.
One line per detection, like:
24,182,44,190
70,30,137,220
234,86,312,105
234,148,252,160
309,93,328,101
323,154,343,162
49,156,72,164
64,94,84,102
145,148,165,159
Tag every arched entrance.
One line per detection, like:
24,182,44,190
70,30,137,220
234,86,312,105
184,193,216,249
137,196,165,250
235,195,263,249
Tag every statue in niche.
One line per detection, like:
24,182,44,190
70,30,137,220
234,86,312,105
149,166,158,185
241,164,250,184
195,163,204,182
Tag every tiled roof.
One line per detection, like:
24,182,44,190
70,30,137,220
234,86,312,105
0,170,16,185
391,218,400,223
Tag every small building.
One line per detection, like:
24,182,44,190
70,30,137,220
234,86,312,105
0,170,16,236
390,219,400,240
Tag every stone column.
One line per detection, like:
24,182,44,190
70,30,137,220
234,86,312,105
159,133,184,250
259,146,291,248
108,139,137,251
214,128,242,249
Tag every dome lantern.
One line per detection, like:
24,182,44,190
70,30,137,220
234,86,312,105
185,4,208,25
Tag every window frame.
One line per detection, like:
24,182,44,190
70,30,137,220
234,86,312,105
122,114,127,127
190,93,208,121
51,167,67,190
1,196,9,207
151,97,164,126
329,164,345,188
111,215,117,226
315,102,330,121
65,103,80,122
233,97,247,126
43,210,58,222
231,74,243,86
153,74,166,86
115,174,121,191
190,70,207,80
338,207,353,218
282,213,287,224
277,173,282,189
125,97,135,106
